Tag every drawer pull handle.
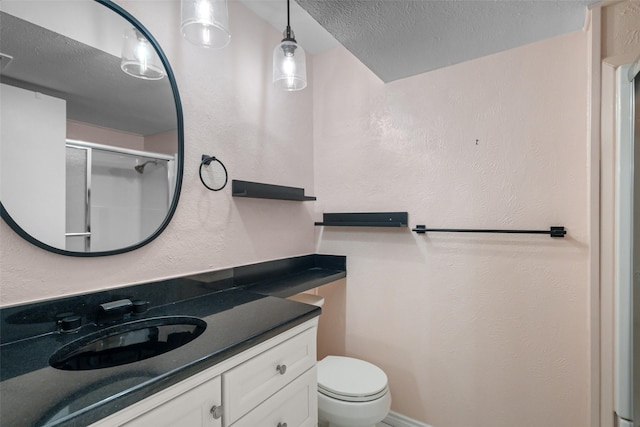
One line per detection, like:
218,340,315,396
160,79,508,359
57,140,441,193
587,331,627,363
277,423,287,427
276,364,287,375
210,405,223,419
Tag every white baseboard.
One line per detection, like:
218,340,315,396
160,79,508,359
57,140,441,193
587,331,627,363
383,410,433,427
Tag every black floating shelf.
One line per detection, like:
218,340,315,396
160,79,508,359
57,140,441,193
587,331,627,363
232,180,316,201
315,212,408,227
411,225,567,238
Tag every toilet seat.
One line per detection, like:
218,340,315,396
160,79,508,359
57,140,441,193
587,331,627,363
317,356,389,403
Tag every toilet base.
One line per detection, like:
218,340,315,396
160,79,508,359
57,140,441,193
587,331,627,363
318,390,391,427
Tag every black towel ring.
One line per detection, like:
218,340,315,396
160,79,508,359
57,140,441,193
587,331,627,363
199,155,228,191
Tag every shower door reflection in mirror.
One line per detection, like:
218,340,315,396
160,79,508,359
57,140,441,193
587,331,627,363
66,145,90,252
65,142,174,252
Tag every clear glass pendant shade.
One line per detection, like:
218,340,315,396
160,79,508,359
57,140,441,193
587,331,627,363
273,40,307,91
181,0,230,48
120,28,165,80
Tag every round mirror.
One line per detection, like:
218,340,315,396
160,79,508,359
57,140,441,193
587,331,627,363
0,0,183,256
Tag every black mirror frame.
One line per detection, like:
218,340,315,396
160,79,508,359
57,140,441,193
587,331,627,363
0,0,184,257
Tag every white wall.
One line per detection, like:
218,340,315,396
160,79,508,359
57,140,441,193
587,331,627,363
0,84,66,248
313,30,590,427
0,0,315,305
67,120,145,151
145,130,178,155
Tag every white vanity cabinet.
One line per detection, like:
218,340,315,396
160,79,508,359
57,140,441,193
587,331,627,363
90,318,318,427
229,367,317,427
122,376,222,427
223,326,316,425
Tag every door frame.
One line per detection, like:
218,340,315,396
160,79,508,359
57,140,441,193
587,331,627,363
614,61,637,424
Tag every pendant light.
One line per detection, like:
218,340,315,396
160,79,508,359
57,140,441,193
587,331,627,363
273,0,307,91
120,28,165,80
181,0,231,49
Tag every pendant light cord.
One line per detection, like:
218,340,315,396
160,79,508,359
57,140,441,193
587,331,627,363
285,0,292,40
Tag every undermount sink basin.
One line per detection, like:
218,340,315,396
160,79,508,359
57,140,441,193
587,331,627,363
49,316,207,371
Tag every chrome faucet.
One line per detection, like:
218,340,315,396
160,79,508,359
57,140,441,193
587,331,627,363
97,298,149,324
97,299,133,324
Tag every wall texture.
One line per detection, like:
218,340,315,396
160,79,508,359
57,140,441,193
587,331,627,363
67,120,145,151
0,0,315,306
313,31,590,427
602,0,640,62
145,130,179,155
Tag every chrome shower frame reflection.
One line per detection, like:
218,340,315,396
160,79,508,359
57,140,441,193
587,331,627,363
65,144,92,252
0,0,184,257
64,140,175,253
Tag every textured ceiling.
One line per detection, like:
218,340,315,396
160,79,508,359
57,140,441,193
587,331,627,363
0,12,176,136
239,0,339,54
0,0,598,128
244,0,595,83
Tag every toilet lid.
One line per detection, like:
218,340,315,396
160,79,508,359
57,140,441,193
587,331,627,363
317,356,388,402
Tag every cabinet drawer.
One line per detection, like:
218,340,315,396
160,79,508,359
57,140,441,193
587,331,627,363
123,376,222,427
230,367,317,427
223,326,316,425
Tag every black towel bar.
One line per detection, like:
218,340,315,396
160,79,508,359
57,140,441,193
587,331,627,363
411,225,566,238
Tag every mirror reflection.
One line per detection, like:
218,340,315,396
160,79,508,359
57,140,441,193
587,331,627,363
0,0,182,255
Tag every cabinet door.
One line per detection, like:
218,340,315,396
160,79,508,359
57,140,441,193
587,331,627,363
231,367,317,427
123,376,222,427
223,327,316,424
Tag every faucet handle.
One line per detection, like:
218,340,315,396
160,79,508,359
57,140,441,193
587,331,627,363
132,300,149,315
59,315,82,333
97,299,133,324
100,299,133,312
56,312,82,333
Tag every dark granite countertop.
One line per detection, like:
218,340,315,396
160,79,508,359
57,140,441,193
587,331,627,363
0,254,346,427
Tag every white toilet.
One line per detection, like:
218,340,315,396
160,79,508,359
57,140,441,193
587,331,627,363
317,355,391,427
288,293,392,427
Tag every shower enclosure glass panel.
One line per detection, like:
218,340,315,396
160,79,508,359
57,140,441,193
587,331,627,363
65,142,171,252
90,150,168,252
65,146,90,251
